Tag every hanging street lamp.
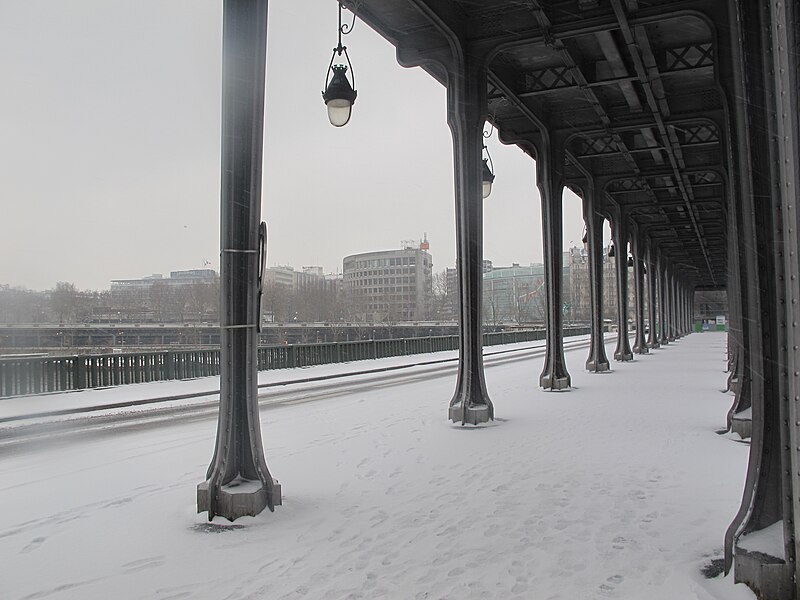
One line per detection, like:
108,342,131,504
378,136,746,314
481,121,497,199
322,3,358,127
482,151,496,199
608,243,616,257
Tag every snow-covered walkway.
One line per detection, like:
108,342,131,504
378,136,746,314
1,332,755,599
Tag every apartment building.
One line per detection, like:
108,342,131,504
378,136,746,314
342,242,433,322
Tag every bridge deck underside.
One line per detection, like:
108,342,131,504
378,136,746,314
355,0,728,290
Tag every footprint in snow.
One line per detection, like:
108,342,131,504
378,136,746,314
598,574,625,596
122,556,165,573
20,536,46,554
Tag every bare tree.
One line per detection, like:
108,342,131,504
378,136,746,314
50,282,79,323
0,286,49,323
430,270,451,321
261,281,292,323
185,281,219,322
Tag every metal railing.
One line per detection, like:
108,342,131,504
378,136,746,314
0,327,590,398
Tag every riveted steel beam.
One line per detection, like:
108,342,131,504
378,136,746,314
609,0,717,286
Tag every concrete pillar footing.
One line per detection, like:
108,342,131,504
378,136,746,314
197,476,281,522
734,547,793,600
449,402,492,425
539,375,571,390
731,413,752,439
585,360,610,373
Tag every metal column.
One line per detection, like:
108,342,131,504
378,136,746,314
610,206,633,361
646,238,660,349
631,229,648,355
446,49,494,424
657,252,669,346
724,0,800,595
537,136,571,389
197,0,280,521
666,266,676,342
583,183,610,372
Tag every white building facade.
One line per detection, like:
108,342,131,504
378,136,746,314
343,244,433,322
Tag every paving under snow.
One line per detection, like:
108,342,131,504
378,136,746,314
1,332,756,599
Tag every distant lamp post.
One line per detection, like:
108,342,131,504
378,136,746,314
322,3,358,127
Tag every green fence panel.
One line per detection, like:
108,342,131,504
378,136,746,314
1,327,598,398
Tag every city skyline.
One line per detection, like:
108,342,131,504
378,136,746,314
1,0,596,292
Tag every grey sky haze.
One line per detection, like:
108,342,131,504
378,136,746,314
1,0,594,292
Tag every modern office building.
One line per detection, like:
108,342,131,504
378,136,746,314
110,269,217,302
342,240,433,322
567,245,622,325
264,265,296,288
482,262,562,325
263,265,339,293
475,248,629,326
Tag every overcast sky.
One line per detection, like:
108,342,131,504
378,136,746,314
0,0,596,292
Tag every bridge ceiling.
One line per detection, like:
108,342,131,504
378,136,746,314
351,0,729,288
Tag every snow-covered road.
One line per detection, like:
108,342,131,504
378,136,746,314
0,332,755,599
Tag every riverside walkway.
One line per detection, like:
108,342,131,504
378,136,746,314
0,332,752,599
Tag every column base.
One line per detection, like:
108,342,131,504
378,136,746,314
540,374,571,390
585,360,610,373
634,346,649,355
197,476,281,522
734,545,793,600
449,402,493,425
731,411,752,439
614,351,634,361
648,341,660,349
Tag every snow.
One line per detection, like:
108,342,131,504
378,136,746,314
220,476,267,495
738,521,785,558
733,407,751,419
0,332,757,599
0,338,565,426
